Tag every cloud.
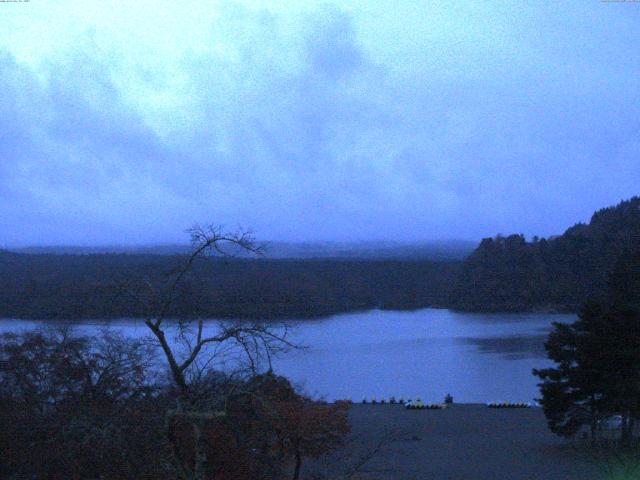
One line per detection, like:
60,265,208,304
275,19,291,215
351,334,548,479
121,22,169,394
0,1,639,246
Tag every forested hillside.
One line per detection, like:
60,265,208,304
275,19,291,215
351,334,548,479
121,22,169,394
0,253,458,320
11,240,475,260
1,198,638,320
450,197,640,312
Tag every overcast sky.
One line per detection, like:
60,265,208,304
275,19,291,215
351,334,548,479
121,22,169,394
0,1,638,247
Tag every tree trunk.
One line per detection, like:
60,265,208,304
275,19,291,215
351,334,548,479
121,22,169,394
590,416,598,446
193,421,208,480
292,450,302,480
621,412,634,447
146,321,189,394
589,399,598,446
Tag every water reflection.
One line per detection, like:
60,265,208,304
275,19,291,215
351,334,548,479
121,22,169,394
459,334,549,360
0,309,576,402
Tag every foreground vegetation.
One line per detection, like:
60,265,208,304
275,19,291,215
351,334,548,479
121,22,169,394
0,329,350,480
1,227,356,480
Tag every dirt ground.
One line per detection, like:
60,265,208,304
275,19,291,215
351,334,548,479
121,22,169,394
304,404,608,480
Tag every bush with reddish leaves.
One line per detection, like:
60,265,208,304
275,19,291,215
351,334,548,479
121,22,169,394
0,329,175,479
0,333,350,480
167,373,350,480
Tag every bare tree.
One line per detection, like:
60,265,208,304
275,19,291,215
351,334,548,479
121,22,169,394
133,225,296,480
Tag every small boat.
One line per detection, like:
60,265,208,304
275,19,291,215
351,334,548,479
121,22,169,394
406,399,426,409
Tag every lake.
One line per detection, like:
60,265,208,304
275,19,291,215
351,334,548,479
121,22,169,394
0,308,575,403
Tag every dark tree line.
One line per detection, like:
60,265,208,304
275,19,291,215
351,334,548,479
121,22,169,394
1,196,638,320
0,252,459,320
451,197,640,312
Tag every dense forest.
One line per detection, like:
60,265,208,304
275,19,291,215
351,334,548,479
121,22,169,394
451,197,640,312
0,253,459,320
12,239,476,261
0,197,638,320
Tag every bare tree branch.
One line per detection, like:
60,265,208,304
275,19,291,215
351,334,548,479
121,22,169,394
126,225,298,480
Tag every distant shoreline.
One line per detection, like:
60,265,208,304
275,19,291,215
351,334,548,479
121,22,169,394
0,304,578,323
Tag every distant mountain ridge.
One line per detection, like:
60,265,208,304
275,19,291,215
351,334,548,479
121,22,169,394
10,240,476,261
450,197,640,312
2,198,638,320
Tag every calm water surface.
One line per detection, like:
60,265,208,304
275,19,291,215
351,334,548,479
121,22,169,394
0,308,576,403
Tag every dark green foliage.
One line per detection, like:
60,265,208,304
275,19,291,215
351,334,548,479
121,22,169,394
0,254,459,320
534,301,640,442
608,248,640,310
452,197,640,312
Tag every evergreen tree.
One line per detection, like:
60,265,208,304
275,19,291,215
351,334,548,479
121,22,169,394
453,196,640,312
608,248,640,310
534,302,640,444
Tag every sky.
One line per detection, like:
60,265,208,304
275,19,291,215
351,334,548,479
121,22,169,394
0,0,639,246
